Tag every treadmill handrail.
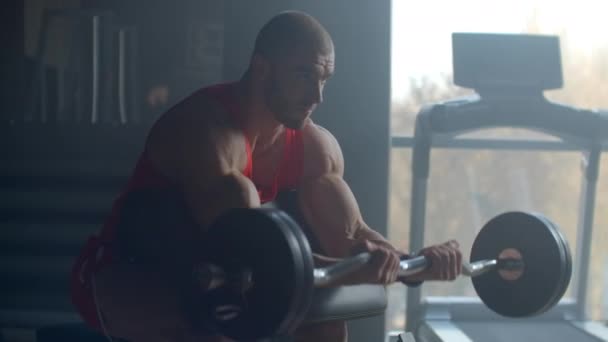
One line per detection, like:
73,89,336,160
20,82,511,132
414,95,608,146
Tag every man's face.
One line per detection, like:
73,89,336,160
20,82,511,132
264,48,335,129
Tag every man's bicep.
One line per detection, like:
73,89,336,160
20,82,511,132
176,123,259,228
296,123,362,257
302,123,345,177
297,173,364,258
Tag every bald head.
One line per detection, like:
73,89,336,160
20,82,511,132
253,11,334,61
246,12,335,129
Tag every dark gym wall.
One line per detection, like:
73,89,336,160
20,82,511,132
1,0,25,119
223,1,294,80
224,1,392,341
295,3,391,341
80,0,226,119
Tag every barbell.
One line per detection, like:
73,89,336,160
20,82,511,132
196,208,572,340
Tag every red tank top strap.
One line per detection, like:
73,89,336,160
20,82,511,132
277,128,304,189
243,138,253,178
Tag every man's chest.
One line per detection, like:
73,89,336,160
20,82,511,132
251,141,285,188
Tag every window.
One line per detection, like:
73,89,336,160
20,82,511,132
388,0,608,331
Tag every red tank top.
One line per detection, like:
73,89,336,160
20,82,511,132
101,82,304,243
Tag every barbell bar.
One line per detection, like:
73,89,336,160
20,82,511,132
201,251,520,290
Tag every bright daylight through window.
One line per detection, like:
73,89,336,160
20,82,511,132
388,0,608,332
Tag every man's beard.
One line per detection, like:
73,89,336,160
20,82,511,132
276,110,306,129
265,79,306,129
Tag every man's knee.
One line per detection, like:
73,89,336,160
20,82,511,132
92,264,189,341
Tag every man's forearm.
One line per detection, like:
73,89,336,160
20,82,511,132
352,226,425,285
353,225,405,256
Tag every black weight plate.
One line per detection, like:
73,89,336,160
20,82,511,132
471,211,569,317
528,214,569,314
271,209,315,335
539,215,572,311
203,208,314,340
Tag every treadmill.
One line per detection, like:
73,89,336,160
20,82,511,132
395,33,608,342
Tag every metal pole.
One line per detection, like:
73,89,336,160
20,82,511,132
118,28,127,124
406,114,432,332
91,15,100,124
574,145,602,320
405,178,428,332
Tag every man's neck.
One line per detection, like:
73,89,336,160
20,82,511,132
234,77,284,153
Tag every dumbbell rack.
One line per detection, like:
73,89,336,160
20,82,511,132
27,8,140,124
398,33,608,342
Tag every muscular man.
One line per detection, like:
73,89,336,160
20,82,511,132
71,11,461,342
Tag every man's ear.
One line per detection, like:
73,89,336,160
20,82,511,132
250,54,271,81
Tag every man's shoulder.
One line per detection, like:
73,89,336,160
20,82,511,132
301,119,340,150
300,120,344,179
145,87,245,173
166,86,234,127
150,88,238,142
